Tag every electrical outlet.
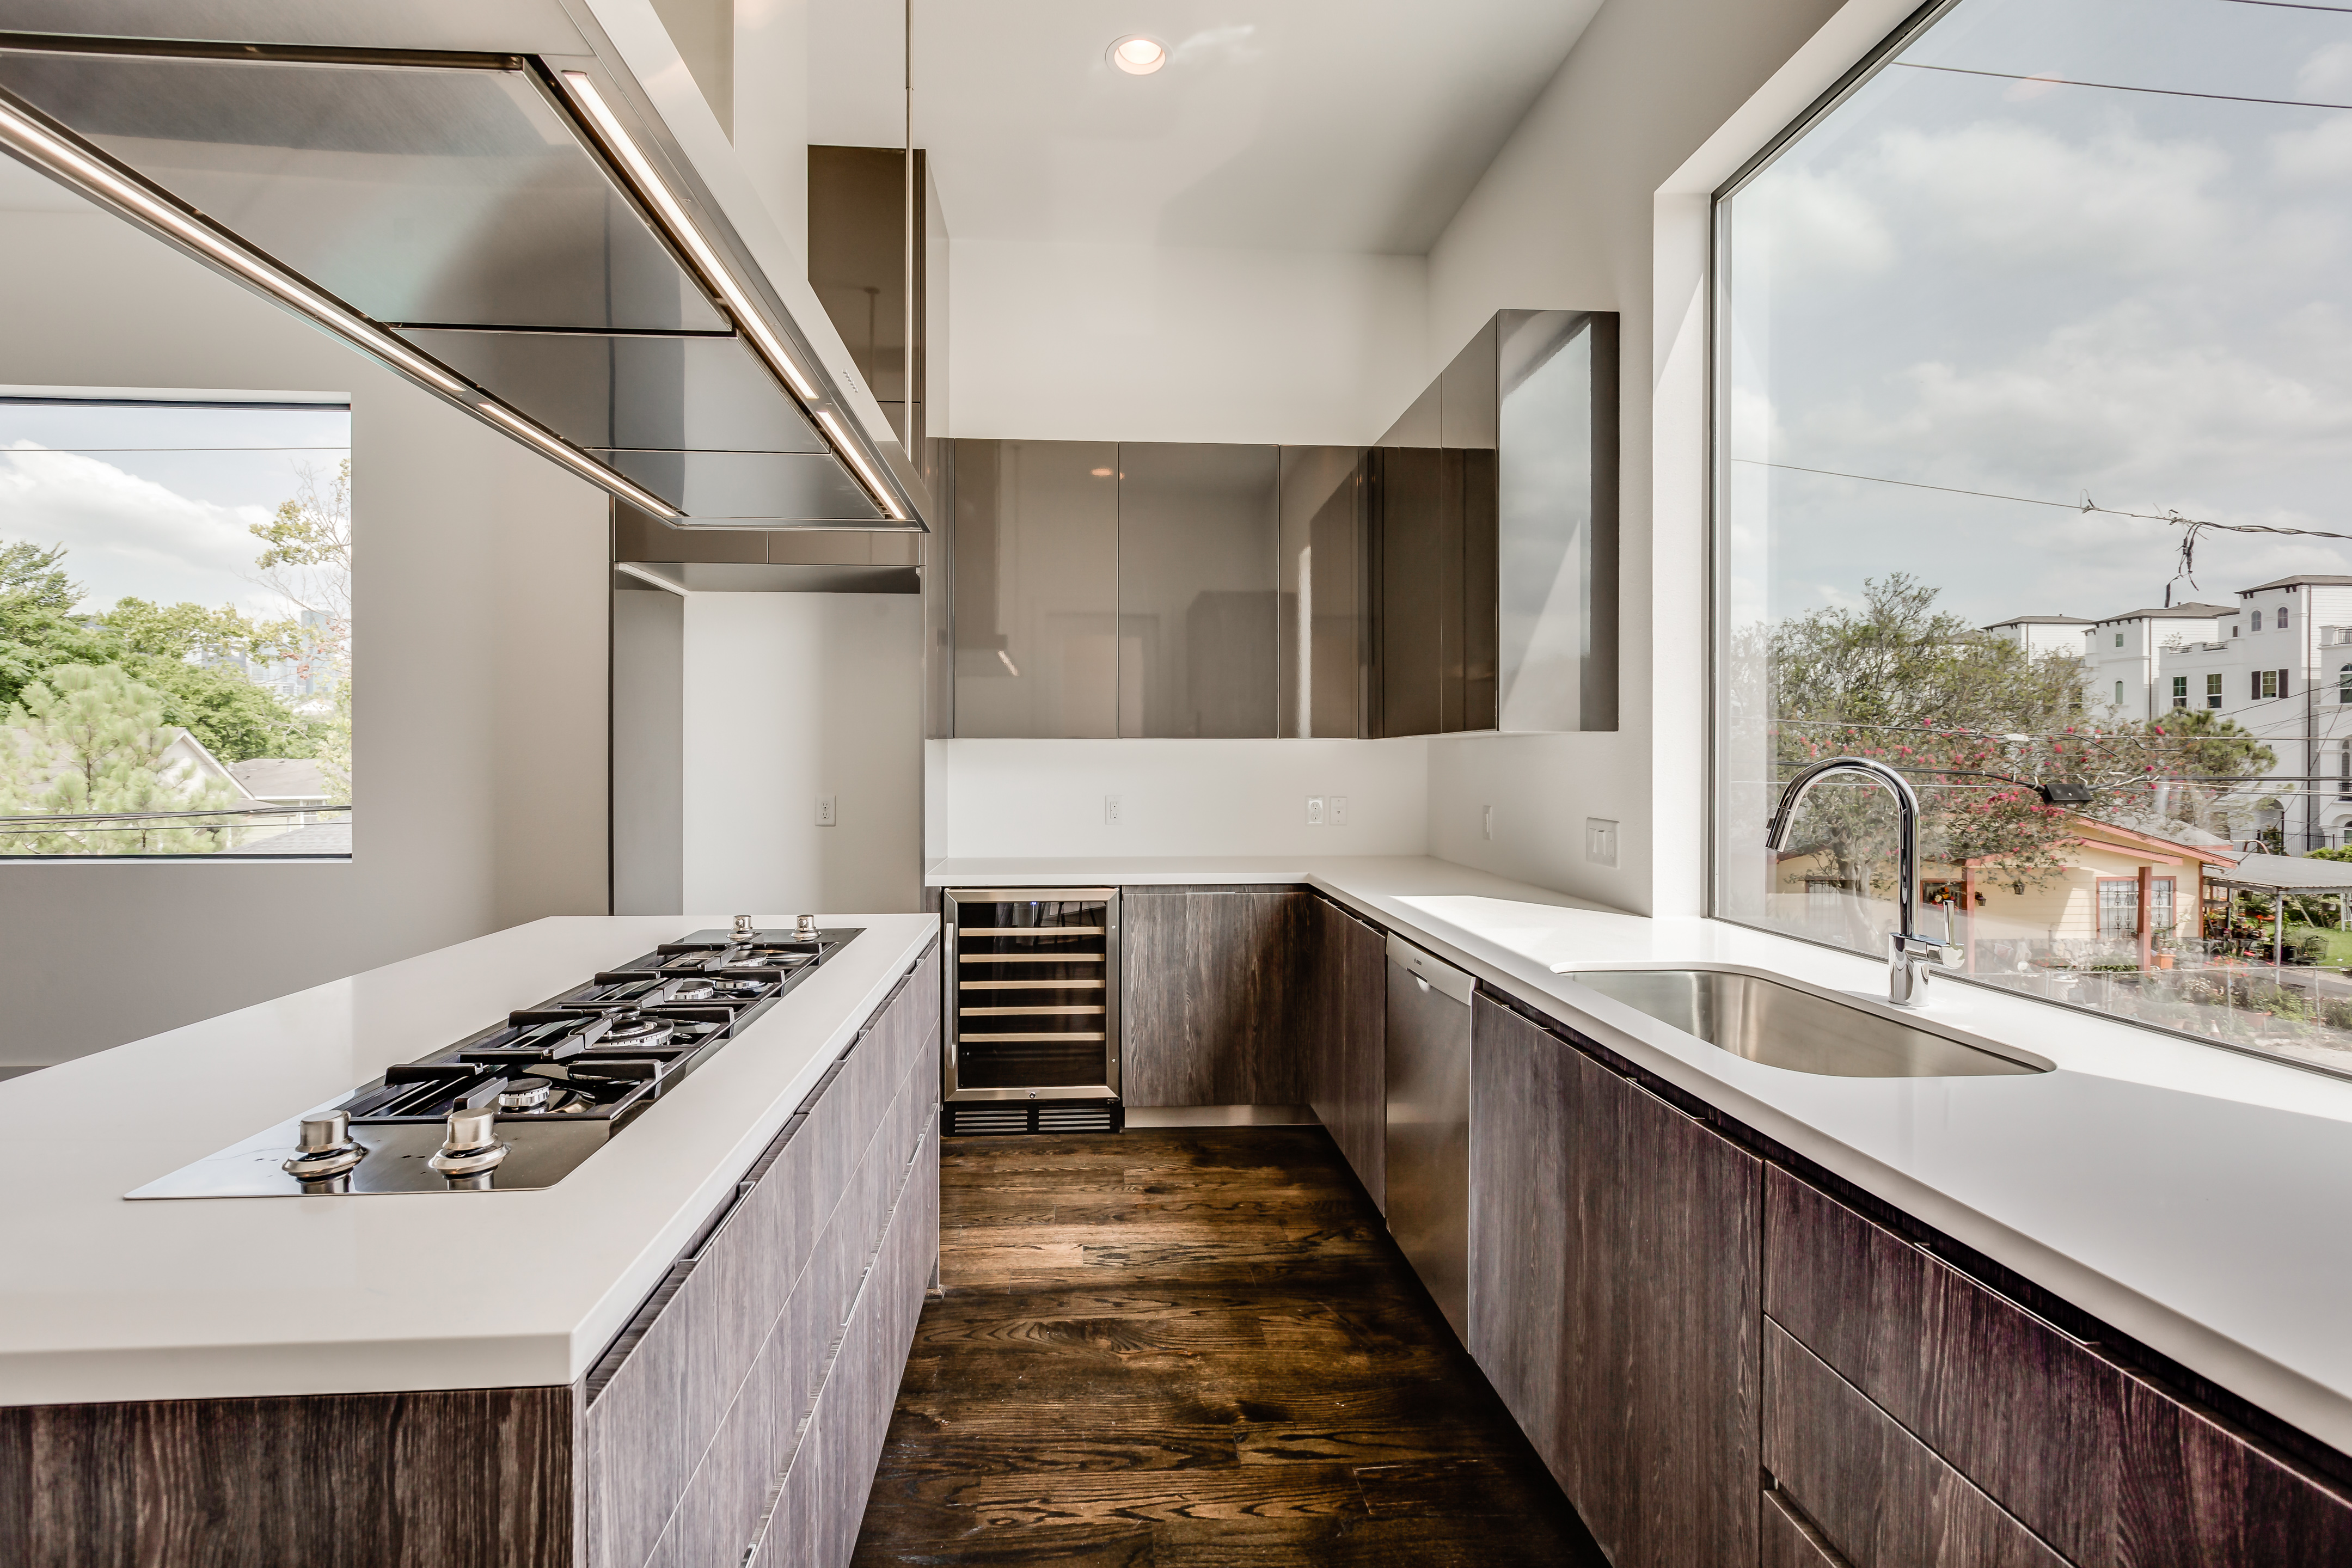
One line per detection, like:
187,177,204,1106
1585,817,1620,867
1329,795,1349,826
1483,805,1494,841
1104,794,1123,825
1305,795,1325,826
815,795,836,827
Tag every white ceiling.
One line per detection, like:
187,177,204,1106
812,0,1603,254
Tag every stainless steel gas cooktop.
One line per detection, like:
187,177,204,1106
128,919,859,1199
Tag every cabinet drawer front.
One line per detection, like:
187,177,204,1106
1762,1490,1843,1568
1766,1322,2067,1568
1765,1165,2117,1562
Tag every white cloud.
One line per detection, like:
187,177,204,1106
2269,114,2352,187
0,444,303,619
2296,41,2352,101
1862,120,2233,275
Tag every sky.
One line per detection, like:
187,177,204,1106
1722,0,2352,632
0,400,350,621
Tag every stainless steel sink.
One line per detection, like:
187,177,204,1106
1562,969,2049,1078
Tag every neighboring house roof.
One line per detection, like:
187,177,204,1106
233,819,351,856
158,730,252,798
2240,575,2352,595
2052,813,2238,868
1984,614,2092,628
226,758,329,801
2090,603,2238,625
2208,853,2352,891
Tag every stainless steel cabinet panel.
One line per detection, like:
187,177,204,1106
950,440,1120,738
1277,447,1368,739
1116,443,1279,738
1385,936,1473,1340
0,52,726,334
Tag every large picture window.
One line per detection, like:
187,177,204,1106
0,392,351,859
1714,0,2352,1069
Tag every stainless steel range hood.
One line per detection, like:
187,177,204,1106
0,1,931,529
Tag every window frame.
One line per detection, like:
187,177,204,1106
1699,0,2352,1086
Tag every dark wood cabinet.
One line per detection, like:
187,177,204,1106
1307,896,1386,1209
1120,886,1307,1107
1466,995,1759,1568
1766,1162,2352,1567
1765,1321,2066,1568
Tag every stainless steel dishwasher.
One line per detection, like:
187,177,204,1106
1384,933,1474,1339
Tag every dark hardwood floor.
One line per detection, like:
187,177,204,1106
850,1126,1609,1566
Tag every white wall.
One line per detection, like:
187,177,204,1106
682,592,923,912
0,211,610,1066
1415,0,1855,915
734,0,811,254
932,737,1429,860
948,240,1426,445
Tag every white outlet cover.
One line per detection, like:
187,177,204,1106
1305,795,1325,825
816,795,836,826
1329,795,1349,826
1104,794,1123,825
1585,817,1620,867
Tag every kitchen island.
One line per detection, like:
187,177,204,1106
0,913,940,1568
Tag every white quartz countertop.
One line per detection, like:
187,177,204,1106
0,914,936,1408
931,854,2352,1456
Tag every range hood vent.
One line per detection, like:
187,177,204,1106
0,20,929,529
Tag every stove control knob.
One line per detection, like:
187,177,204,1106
794,914,819,941
732,914,757,941
283,1110,365,1179
428,1104,510,1177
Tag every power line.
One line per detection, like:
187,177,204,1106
1890,59,2352,114
1731,458,2352,543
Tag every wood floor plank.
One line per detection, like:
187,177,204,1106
852,1128,1608,1567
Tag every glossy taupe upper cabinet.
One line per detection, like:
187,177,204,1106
1117,444,1281,738
951,440,1119,738
1278,448,1370,739
1373,310,1619,737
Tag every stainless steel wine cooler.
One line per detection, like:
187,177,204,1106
941,887,1123,1136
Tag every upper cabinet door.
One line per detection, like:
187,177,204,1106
1277,448,1369,740
1117,444,1281,738
950,440,1119,738
1497,310,1619,734
1370,310,1619,738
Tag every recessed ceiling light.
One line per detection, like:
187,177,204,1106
1109,36,1167,75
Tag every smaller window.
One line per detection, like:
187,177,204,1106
2282,607,2292,630
2208,672,2224,708
2115,679,2126,706
2254,610,2265,631
2281,668,2292,698
2339,742,2350,801
2233,623,2242,637
2115,631,2125,647
2339,662,2351,704
2171,675,2188,708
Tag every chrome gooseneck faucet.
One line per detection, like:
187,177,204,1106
1766,755,1959,1008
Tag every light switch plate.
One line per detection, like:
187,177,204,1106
1585,817,1619,867
1329,795,1349,826
1305,795,1325,825
816,795,836,827
1104,795,1123,825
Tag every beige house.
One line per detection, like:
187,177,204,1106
1772,815,2238,972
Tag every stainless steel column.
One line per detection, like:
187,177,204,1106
1383,933,1474,1339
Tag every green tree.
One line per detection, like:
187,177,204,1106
1769,575,2273,911
0,663,240,855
